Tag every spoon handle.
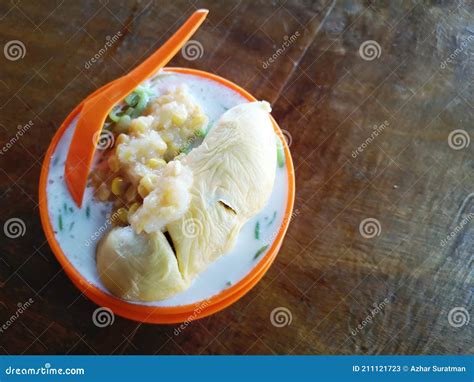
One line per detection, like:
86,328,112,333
87,9,209,107
125,9,208,85
65,9,208,207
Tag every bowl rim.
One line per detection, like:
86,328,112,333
38,67,295,323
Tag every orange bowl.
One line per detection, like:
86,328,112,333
39,67,295,324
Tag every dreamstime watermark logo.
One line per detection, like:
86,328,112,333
270,307,292,327
84,210,120,247
93,130,115,150
440,212,473,247
3,218,26,239
447,129,470,150
5,364,85,376
0,298,34,334
262,31,300,69
359,218,381,239
181,218,203,239
170,128,206,157
358,40,382,61
440,35,474,69
351,298,390,336
92,307,115,328
84,31,123,69
181,40,204,61
351,120,389,159
447,307,470,328
278,129,293,147
0,120,34,155
4,40,26,61
174,299,211,336
260,209,301,249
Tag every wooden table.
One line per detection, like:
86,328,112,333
0,0,472,355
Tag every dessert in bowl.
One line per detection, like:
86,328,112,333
39,68,294,323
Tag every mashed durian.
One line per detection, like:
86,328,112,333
92,85,208,223
130,161,193,234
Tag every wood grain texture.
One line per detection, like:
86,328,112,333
0,0,472,355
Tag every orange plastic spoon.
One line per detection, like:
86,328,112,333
65,9,209,207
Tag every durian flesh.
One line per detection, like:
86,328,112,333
96,101,277,301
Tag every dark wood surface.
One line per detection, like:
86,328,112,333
0,0,473,355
